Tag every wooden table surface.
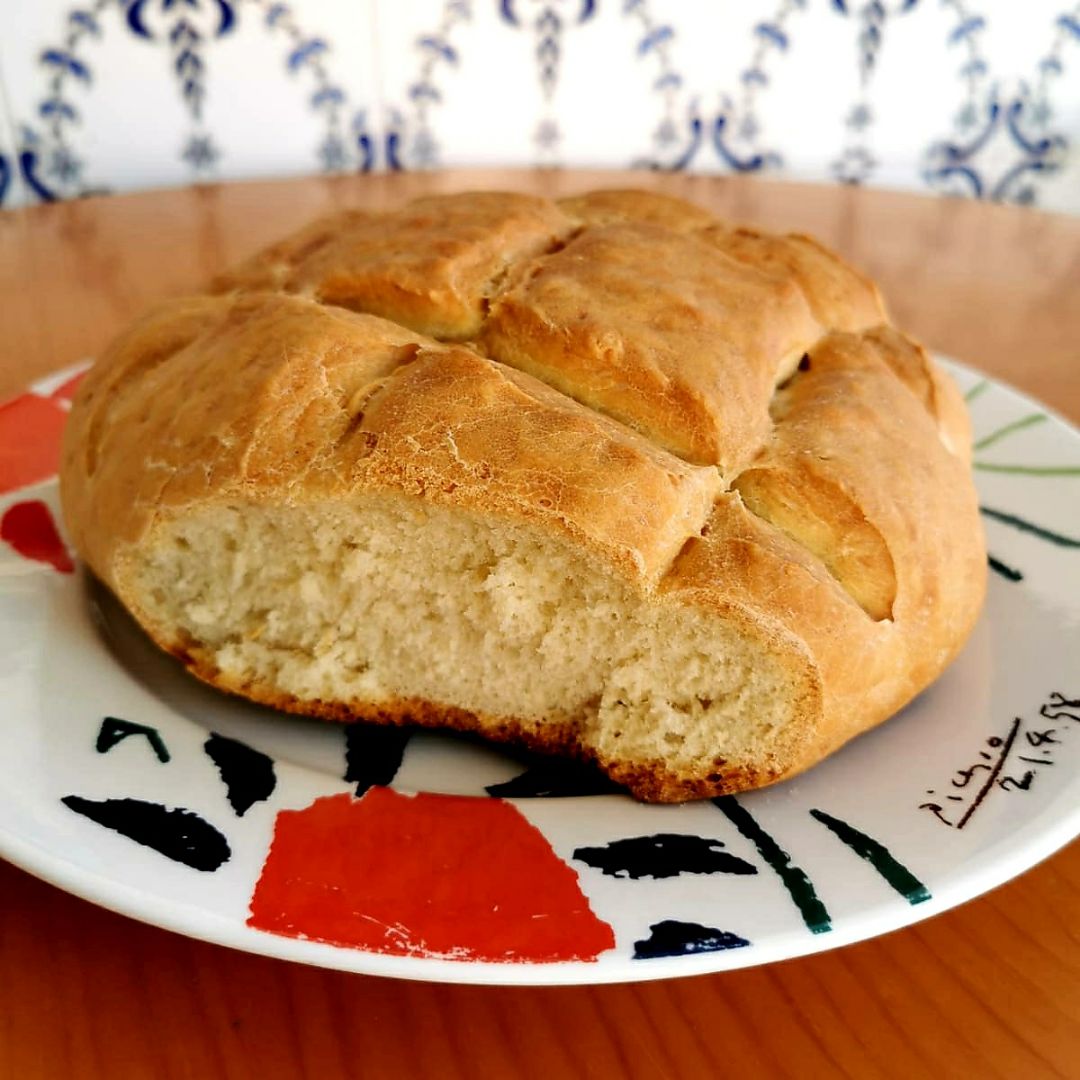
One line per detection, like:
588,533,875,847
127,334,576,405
1,170,1078,1079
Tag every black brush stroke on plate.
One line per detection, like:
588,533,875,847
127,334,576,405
988,554,1023,582
809,808,931,904
204,733,276,817
487,759,627,798
574,833,757,879
95,716,170,763
633,920,750,959
61,796,230,871
980,506,1080,548
713,795,832,934
344,723,411,796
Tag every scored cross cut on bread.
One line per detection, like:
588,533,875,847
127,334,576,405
61,188,986,802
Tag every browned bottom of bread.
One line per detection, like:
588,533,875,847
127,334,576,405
167,630,783,803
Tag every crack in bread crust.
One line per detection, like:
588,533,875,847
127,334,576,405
60,187,987,803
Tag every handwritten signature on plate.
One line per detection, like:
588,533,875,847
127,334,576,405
919,692,1078,828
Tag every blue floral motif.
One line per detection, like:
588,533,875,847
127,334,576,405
286,37,328,71
181,133,219,169
947,12,985,44
664,109,704,171
624,0,698,170
993,89,1068,203
829,0,922,186
127,0,235,40
535,8,562,99
138,0,232,177
18,127,63,202
754,22,789,51
394,0,695,172
925,2,1076,205
384,110,404,171
18,0,110,202
352,111,375,173
497,0,597,163
1029,3,1080,134
316,133,348,172
499,0,593,28
387,0,472,170
713,111,781,173
653,116,679,147
255,0,372,174
711,0,807,175
638,23,674,54
171,13,213,139
16,0,370,204
938,0,992,133
846,103,874,131
831,145,879,186
535,118,561,151
68,9,102,35
39,99,79,123
6,1,1080,210
45,143,85,185
40,49,92,83
530,5,565,159
925,89,999,197
417,36,459,65
312,86,345,109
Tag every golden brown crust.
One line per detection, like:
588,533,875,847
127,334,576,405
700,225,886,331
62,294,444,570
352,345,721,581
212,192,573,339
731,328,975,623
863,324,973,462
667,331,988,765
557,188,718,231
479,221,820,471
62,292,720,590
61,187,987,803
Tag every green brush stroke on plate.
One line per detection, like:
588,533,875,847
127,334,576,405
810,809,931,904
974,463,1080,476
973,413,1047,452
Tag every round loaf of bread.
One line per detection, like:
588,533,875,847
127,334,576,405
60,189,986,802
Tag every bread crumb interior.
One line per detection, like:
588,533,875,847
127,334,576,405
132,496,806,777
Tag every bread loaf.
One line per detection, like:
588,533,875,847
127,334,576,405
60,189,986,802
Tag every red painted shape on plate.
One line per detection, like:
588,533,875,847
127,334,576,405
49,370,88,403
1,500,74,573
0,394,68,493
247,788,616,963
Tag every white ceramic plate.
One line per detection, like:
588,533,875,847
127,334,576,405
0,358,1077,985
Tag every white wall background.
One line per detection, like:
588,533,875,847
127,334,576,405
1,0,1078,212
